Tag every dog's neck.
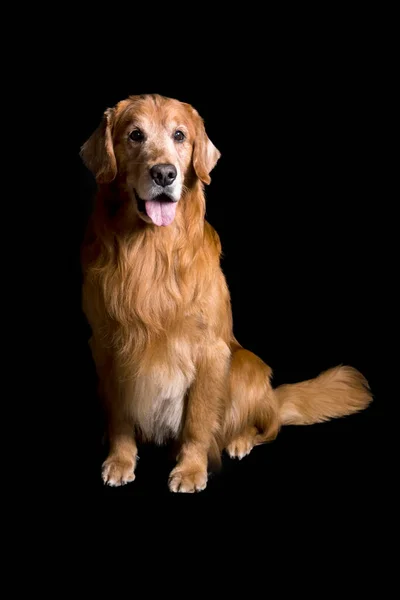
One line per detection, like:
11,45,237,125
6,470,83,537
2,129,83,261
84,178,214,338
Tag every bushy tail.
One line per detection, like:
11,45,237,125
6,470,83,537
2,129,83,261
275,366,372,426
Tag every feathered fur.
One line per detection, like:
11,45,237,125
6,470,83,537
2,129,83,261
80,94,372,492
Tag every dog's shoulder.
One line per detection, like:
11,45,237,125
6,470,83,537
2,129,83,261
204,220,222,257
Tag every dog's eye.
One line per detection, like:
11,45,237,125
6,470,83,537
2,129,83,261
129,129,144,142
174,130,185,142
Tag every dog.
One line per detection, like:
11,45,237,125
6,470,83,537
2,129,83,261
80,94,372,492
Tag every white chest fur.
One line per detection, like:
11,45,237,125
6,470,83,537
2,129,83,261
131,338,196,444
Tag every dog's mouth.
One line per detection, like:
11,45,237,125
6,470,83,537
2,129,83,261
135,191,178,227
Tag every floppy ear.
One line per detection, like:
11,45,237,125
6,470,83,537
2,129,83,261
192,115,221,185
80,108,117,184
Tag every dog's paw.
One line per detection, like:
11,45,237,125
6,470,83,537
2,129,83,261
168,467,208,493
102,457,136,487
226,436,255,460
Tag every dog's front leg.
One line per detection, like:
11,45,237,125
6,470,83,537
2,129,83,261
168,340,230,493
102,411,138,487
100,370,137,487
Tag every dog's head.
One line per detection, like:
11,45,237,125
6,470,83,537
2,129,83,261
81,94,220,226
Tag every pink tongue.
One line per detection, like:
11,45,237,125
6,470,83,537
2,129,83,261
145,200,177,226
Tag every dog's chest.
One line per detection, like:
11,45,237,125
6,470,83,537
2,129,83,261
132,338,196,444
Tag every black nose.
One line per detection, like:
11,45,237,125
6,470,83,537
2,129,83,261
150,164,177,187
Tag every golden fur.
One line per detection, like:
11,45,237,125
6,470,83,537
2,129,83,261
80,94,372,492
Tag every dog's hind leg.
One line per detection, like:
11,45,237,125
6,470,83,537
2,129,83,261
226,425,259,459
223,344,280,458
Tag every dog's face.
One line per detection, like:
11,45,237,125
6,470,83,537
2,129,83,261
81,94,220,226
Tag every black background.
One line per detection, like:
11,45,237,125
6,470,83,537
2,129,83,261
47,31,388,511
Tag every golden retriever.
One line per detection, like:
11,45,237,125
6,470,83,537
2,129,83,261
80,94,372,493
